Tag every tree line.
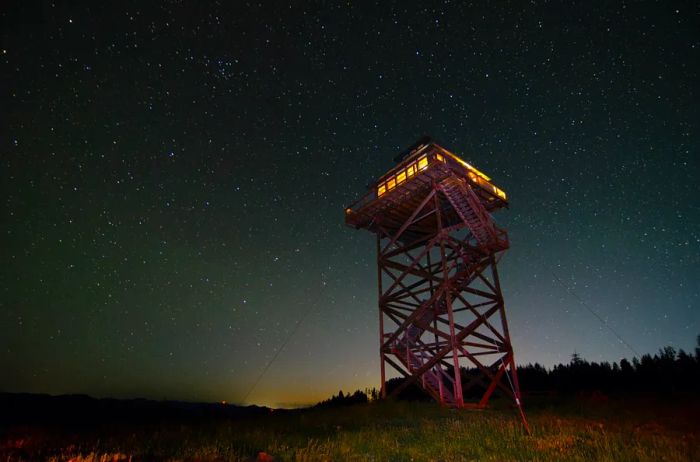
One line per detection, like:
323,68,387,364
518,342,700,394
317,336,700,406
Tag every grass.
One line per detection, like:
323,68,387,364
1,395,698,461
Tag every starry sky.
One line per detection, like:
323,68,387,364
1,1,698,408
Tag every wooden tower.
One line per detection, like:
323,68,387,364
345,139,526,413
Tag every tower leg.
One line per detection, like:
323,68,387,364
377,234,386,399
436,194,464,407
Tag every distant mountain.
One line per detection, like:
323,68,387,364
0,392,273,425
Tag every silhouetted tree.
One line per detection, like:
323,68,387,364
571,351,583,366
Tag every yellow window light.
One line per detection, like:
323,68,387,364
465,163,491,181
407,165,415,177
378,184,386,196
396,171,406,184
387,178,396,190
418,156,428,171
436,153,444,162
443,151,492,181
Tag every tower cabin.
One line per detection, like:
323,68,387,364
344,140,508,248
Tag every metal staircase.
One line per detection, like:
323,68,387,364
439,177,506,252
392,260,487,406
403,310,437,346
387,178,510,407
394,343,455,406
390,238,493,406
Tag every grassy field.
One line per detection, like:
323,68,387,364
1,395,698,461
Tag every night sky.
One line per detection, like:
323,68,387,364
1,2,698,408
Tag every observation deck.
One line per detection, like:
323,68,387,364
344,140,509,243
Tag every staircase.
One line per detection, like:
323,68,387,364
392,251,483,406
389,182,506,406
403,309,437,346
395,344,455,406
439,177,506,252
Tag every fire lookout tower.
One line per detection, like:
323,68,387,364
345,138,524,410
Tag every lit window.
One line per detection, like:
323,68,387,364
397,171,406,184
378,184,386,196
407,165,415,177
436,153,444,162
418,156,428,171
387,178,396,190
